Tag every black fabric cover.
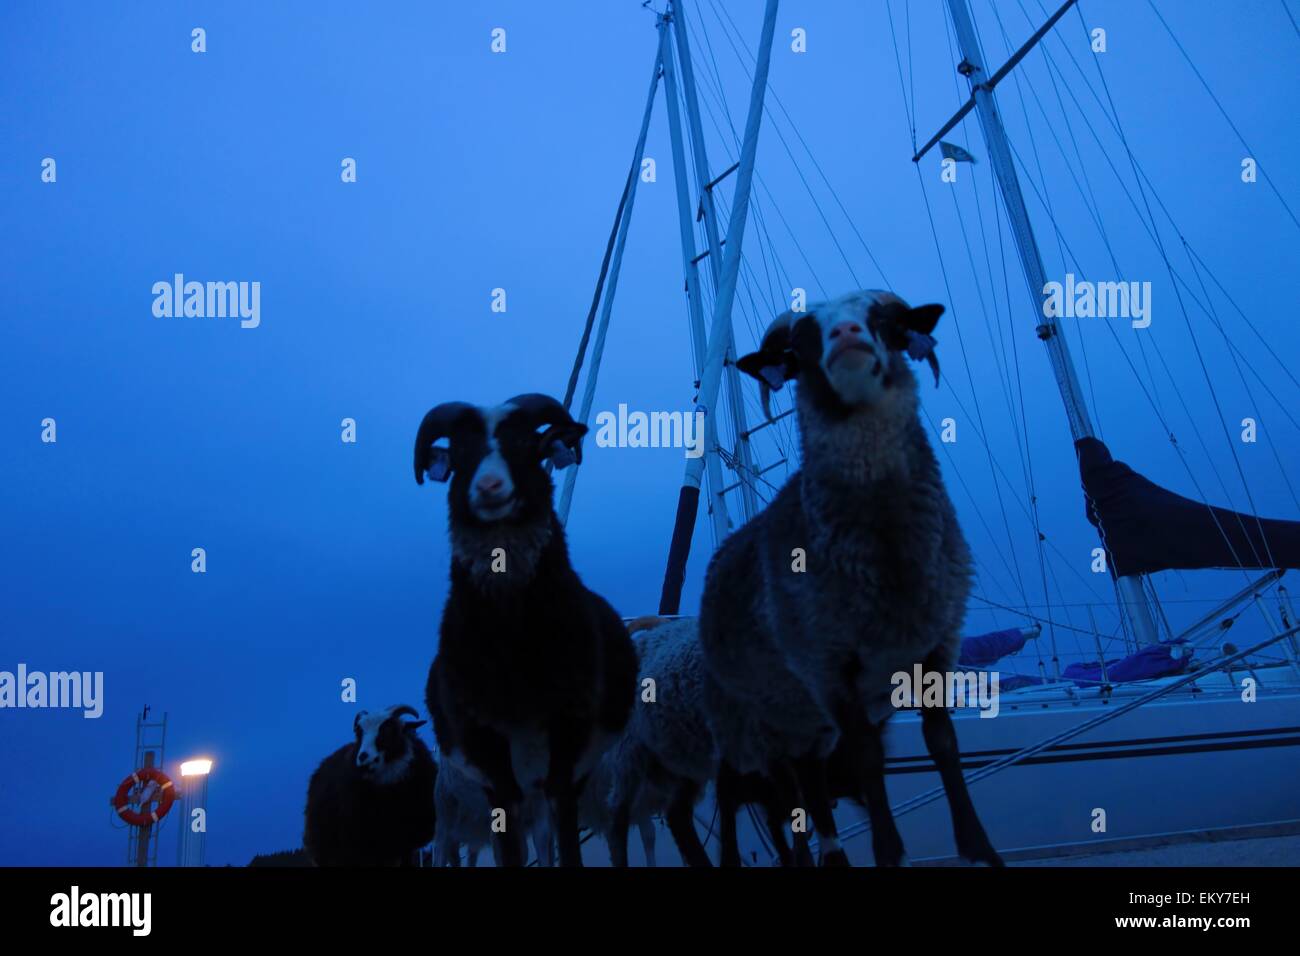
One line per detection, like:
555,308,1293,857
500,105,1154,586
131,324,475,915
1076,437,1300,576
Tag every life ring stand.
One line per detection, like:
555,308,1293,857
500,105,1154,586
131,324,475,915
111,766,176,827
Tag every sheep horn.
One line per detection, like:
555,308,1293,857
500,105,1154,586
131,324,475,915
391,705,421,722
736,310,799,421
413,402,475,484
504,393,574,429
506,393,587,465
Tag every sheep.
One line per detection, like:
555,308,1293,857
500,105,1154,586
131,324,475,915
433,757,495,866
433,757,554,866
576,746,659,866
415,393,639,867
303,705,437,867
700,289,1003,867
599,616,805,867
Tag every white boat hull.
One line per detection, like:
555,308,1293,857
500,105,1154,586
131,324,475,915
577,676,1300,866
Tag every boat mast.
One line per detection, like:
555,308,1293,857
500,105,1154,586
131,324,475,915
939,0,1161,645
658,0,780,615
669,0,762,526
658,11,732,546
556,34,664,524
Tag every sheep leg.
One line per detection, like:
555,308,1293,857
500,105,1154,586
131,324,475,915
855,721,907,866
548,777,583,867
918,699,1004,867
529,807,554,867
791,831,815,867
544,721,587,867
485,793,525,867
458,724,525,865
790,753,849,867
465,845,478,867
638,820,657,867
609,802,631,867
665,780,712,867
758,764,800,867
715,762,743,867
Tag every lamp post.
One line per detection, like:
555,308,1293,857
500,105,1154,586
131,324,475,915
176,758,212,867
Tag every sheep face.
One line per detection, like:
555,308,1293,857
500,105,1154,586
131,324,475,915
737,291,944,417
353,705,426,786
413,394,586,527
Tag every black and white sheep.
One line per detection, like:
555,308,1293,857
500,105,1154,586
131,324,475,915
700,289,1003,867
415,393,639,867
303,705,437,866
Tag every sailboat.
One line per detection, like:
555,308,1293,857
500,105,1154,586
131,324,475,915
555,0,1300,865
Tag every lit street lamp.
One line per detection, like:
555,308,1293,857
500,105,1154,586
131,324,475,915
176,757,213,867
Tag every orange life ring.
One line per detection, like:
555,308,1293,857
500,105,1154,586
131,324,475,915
111,767,176,827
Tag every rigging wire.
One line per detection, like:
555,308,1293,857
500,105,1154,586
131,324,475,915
942,2,1061,673
907,14,1036,618
706,0,894,287
1075,2,1278,571
1030,0,1300,400
1140,0,1300,232
1284,0,1300,40
1003,139,1262,581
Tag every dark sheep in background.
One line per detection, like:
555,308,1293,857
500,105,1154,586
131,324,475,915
303,705,436,866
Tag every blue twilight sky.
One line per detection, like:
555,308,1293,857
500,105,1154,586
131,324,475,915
2,1,1297,866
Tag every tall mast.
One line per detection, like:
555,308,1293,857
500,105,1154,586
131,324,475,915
658,0,780,615
669,0,761,525
941,0,1160,645
658,12,731,547
556,35,665,525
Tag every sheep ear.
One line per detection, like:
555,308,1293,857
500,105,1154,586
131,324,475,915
353,711,367,734
423,446,452,483
736,349,796,391
904,303,944,335
538,422,587,468
402,719,427,732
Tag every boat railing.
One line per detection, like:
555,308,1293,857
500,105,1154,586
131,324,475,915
829,623,1300,853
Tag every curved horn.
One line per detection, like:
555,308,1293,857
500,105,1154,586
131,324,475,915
413,402,475,484
756,309,797,354
504,393,573,429
506,393,588,466
736,309,800,420
391,705,420,722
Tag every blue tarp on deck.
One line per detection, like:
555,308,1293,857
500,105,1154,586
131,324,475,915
1061,643,1191,686
958,628,1030,667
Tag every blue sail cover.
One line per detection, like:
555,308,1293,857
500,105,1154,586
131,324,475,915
958,628,1030,667
1061,643,1191,686
1076,437,1300,576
